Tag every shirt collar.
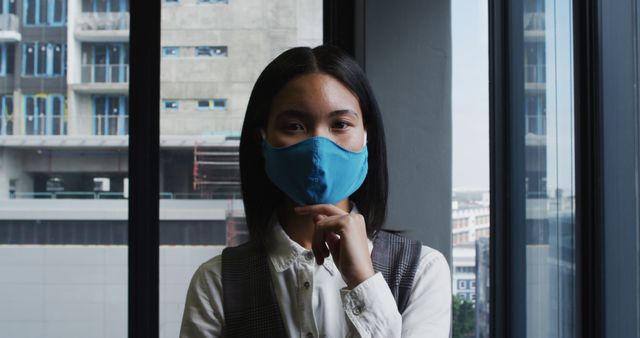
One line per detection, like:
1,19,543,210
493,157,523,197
264,201,373,276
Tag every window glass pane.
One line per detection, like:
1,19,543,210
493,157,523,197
53,0,64,23
160,1,323,336
24,44,34,75
522,1,575,337
53,43,62,75
451,0,490,336
36,43,47,75
25,0,36,24
38,0,47,24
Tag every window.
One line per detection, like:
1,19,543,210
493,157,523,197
82,0,128,12
195,46,228,57
83,43,129,83
163,100,178,110
93,95,128,135
0,44,14,76
196,99,227,110
23,0,66,26
197,0,228,4
23,95,66,135
458,280,466,289
0,0,16,14
22,42,66,77
0,95,12,135
162,47,180,57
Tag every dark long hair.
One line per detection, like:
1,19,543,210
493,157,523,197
239,45,389,242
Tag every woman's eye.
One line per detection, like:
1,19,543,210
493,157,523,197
284,123,305,131
333,121,351,130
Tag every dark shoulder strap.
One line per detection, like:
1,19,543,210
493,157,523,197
221,240,286,338
371,230,423,314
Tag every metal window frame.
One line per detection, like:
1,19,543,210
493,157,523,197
490,0,605,337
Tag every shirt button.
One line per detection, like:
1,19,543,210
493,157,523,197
353,306,363,315
304,251,314,261
303,281,310,289
306,332,314,338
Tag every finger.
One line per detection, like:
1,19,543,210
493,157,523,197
324,231,341,263
294,204,348,217
315,215,348,236
313,215,330,264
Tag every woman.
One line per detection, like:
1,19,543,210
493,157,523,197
180,45,451,338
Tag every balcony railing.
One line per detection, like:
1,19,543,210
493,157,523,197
94,115,129,136
76,12,130,31
1,114,13,135
25,114,67,135
10,191,242,200
525,64,545,83
524,12,545,31
0,14,19,32
82,64,129,83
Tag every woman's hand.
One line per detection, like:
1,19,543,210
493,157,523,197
294,204,375,289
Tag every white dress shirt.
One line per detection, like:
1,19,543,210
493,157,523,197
179,206,452,338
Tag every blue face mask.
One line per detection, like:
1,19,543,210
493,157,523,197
262,134,368,206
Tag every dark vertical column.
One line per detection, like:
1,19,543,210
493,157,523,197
573,0,603,337
489,0,526,336
599,0,640,336
128,0,160,337
361,0,452,263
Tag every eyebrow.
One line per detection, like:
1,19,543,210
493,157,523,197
275,109,359,120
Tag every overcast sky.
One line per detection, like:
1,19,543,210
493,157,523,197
451,0,490,191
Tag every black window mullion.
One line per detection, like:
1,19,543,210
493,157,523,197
489,0,527,337
128,0,160,337
573,0,603,337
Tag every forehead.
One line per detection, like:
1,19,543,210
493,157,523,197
269,73,362,119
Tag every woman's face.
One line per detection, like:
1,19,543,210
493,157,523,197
264,72,366,151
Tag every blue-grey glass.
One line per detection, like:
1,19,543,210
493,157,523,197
523,1,575,337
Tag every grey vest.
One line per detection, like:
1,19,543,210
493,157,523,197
221,230,422,338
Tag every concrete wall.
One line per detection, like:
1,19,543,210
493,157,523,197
0,245,224,338
159,0,322,135
357,0,452,262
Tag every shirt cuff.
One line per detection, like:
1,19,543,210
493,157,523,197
340,272,402,337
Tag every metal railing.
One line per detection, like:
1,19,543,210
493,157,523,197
11,191,242,200
76,12,130,31
94,115,129,136
1,114,13,135
524,12,545,31
24,115,67,135
525,64,545,83
0,14,19,32
82,64,129,83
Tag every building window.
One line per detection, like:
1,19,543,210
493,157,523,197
197,99,227,110
195,46,228,57
23,0,66,26
93,95,128,135
23,95,66,135
0,44,14,76
164,0,178,3
22,42,66,77
163,100,178,110
162,47,180,57
82,0,128,12
0,0,16,15
0,95,12,135
458,280,466,289
83,43,128,83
